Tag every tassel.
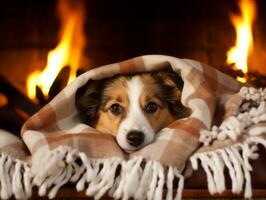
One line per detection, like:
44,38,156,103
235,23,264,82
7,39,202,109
85,159,111,196
86,159,117,198
48,164,73,199
33,146,69,186
112,161,128,199
165,166,174,200
38,168,64,196
241,149,252,198
12,160,27,199
94,159,121,200
232,145,252,198
134,160,153,200
0,153,13,199
147,160,158,200
219,149,238,193
173,168,184,200
210,152,225,193
226,147,243,194
108,172,121,197
153,161,165,200
78,153,96,182
23,163,33,198
122,157,143,200
190,154,199,170
70,163,85,183
198,154,216,194
200,87,266,146
76,171,86,192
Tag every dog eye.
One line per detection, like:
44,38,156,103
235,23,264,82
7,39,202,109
145,102,158,114
110,103,123,116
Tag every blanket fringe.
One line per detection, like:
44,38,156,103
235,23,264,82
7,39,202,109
3,146,183,200
200,87,266,145
0,152,32,199
190,137,265,198
193,87,266,199
1,86,265,199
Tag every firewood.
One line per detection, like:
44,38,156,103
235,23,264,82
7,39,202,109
220,65,244,79
0,74,40,115
48,66,70,101
247,73,266,87
35,85,47,106
0,104,29,136
220,65,266,87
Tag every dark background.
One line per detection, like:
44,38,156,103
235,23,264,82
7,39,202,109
0,0,265,134
0,0,265,87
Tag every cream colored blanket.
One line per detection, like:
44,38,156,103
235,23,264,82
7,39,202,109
0,55,265,199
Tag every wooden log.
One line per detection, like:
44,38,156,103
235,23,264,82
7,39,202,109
0,74,40,115
0,104,29,136
219,64,244,79
247,71,266,87
35,85,47,106
48,66,70,101
220,65,266,87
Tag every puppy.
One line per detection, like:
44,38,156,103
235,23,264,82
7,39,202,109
75,71,190,152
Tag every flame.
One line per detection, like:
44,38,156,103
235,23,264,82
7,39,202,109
27,0,85,99
226,0,256,82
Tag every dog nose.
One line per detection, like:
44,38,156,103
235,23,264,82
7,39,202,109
126,130,145,147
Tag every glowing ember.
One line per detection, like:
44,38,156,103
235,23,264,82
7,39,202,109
226,0,256,83
26,0,86,99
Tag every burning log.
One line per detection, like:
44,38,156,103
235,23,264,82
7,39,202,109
48,66,70,101
0,65,79,135
0,0,88,135
246,71,266,88
220,65,266,88
32,66,72,105
220,64,245,79
0,74,40,115
0,103,29,136
35,85,47,107
0,66,73,134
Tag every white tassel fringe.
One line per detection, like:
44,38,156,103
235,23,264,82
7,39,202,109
0,86,265,199
200,87,266,146
1,147,184,200
193,87,266,199
0,153,32,199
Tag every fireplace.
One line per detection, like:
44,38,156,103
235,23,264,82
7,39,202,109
0,0,266,134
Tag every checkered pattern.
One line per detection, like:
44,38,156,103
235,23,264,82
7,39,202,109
20,55,241,168
2,55,266,200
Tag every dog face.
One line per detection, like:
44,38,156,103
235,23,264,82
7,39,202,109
76,72,190,152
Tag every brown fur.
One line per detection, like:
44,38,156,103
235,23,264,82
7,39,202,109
75,72,191,136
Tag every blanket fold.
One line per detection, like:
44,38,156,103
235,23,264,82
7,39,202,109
0,55,265,199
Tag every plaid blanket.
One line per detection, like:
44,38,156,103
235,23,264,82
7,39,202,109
0,55,265,199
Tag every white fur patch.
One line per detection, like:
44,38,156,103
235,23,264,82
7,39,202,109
116,76,155,151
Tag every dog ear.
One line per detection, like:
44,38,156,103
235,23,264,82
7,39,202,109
155,71,191,118
75,80,104,125
156,71,184,90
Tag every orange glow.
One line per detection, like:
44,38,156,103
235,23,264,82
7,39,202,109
226,0,256,83
26,0,85,99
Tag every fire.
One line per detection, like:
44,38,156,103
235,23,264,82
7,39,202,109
226,0,256,83
26,0,85,99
